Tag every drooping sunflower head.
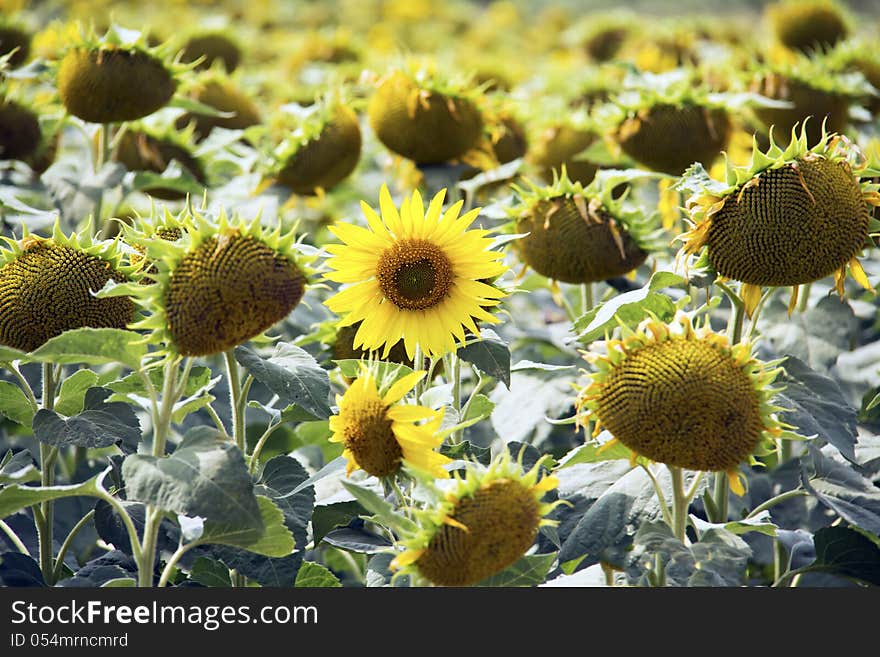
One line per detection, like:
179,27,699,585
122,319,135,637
391,450,560,587
286,28,361,71
766,0,849,54
526,103,604,187
0,18,31,68
676,123,880,311
174,68,261,141
56,25,185,124
563,11,634,63
508,168,662,284
0,221,138,353
0,96,42,162
749,54,873,148
263,90,362,196
178,29,242,72
367,62,485,164
826,39,880,117
112,121,206,200
329,363,450,479
122,206,314,358
597,69,733,177
324,184,509,360
576,313,788,489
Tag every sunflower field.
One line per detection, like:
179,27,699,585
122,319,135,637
0,0,879,591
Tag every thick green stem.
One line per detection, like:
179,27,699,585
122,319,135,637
224,349,246,452
796,282,811,314
249,422,281,474
746,489,807,519
711,472,729,524
669,466,689,543
51,509,95,583
581,282,594,316
449,353,463,445
36,363,56,584
138,507,161,588
641,465,673,527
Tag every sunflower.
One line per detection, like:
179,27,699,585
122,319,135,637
329,365,449,478
0,221,137,353
391,451,560,586
56,26,185,124
121,206,314,358
508,168,662,284
575,313,790,495
179,30,241,72
767,0,848,54
0,20,30,68
174,69,261,141
324,185,508,360
676,123,880,316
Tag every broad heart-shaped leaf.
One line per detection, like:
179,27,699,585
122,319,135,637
0,450,39,485
122,426,261,530
189,557,232,587
235,343,331,419
256,456,314,550
311,501,368,545
28,328,147,370
625,522,752,587
0,381,35,427
54,370,100,417
805,526,880,586
690,510,778,538
801,447,880,536
573,271,684,344
0,344,28,362
777,355,858,463
0,471,105,518
108,365,215,400
323,527,393,554
477,553,557,587
295,561,342,588
558,434,634,468
33,387,141,449
198,496,294,557
457,328,511,389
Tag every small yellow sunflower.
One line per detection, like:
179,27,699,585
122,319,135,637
575,313,792,495
329,365,450,479
391,451,560,587
324,185,508,360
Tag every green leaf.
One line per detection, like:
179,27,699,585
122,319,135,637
778,356,858,463
130,163,204,197
256,456,315,550
122,426,261,529
311,501,367,545
0,345,28,362
477,553,557,587
333,359,415,384
558,436,634,468
690,510,778,538
171,394,215,424
802,447,880,535
463,394,494,422
295,561,342,588
169,95,237,118
32,387,141,449
101,578,136,587
0,381,35,427
322,527,392,554
573,271,682,343
806,526,880,586
108,365,215,399
28,328,147,370
340,480,417,534
54,370,100,417
189,557,232,587
0,450,39,485
439,440,491,465
198,496,295,557
235,344,331,419
0,471,105,518
457,328,511,389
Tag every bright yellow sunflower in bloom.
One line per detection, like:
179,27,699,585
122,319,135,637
324,185,508,360
329,365,451,478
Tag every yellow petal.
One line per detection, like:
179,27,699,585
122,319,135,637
787,285,799,316
382,370,426,404
379,184,403,235
741,283,762,319
849,257,872,291
390,548,423,570
387,404,438,422
727,469,745,497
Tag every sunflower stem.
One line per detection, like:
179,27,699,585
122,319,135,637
669,466,689,543
51,509,95,583
796,282,811,313
249,422,281,474
36,363,56,584
745,489,807,519
711,472,729,523
581,282,594,316
641,464,673,527
413,345,425,399
224,349,247,453
450,352,463,445
0,519,29,555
